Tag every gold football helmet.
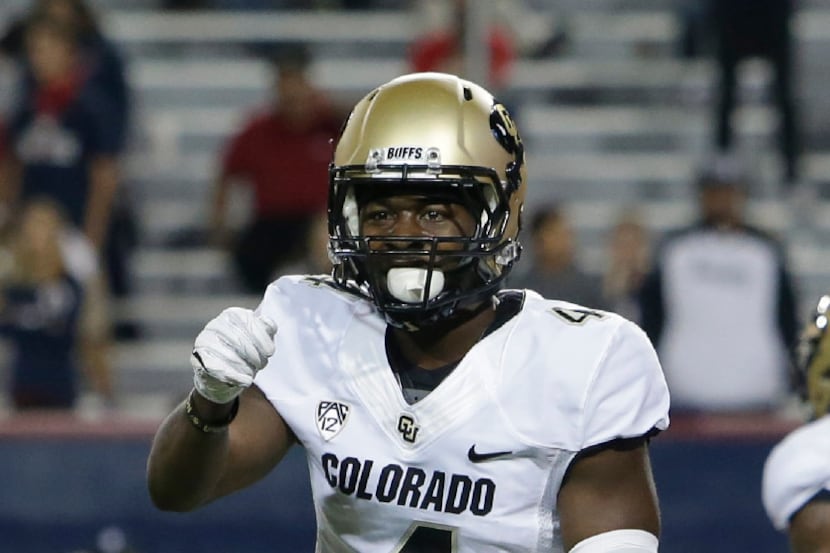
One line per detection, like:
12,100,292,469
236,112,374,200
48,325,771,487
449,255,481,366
797,295,830,418
328,72,526,329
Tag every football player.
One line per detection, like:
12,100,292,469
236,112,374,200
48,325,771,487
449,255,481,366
147,72,670,553
763,294,830,552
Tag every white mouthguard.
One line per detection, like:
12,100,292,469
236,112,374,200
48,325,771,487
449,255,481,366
386,267,445,304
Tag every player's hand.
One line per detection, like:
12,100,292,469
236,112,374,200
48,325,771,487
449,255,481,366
190,307,278,404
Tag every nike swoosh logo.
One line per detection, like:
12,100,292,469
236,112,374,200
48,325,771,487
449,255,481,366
467,445,513,463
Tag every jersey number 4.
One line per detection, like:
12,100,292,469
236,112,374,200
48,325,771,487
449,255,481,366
395,522,457,553
550,306,604,325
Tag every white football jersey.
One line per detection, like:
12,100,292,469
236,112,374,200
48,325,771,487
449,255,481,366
762,415,830,530
255,276,670,553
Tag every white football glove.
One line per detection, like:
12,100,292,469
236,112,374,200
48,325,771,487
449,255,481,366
190,307,278,404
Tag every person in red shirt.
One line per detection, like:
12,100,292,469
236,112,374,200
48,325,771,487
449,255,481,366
210,44,344,293
407,0,516,91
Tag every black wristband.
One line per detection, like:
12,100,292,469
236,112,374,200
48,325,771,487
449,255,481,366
184,390,239,433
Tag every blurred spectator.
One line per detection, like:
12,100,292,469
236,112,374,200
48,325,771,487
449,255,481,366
639,156,799,413
601,209,650,324
408,0,516,91
3,14,120,251
210,44,343,293
1,0,131,149
2,14,122,401
1,0,136,293
38,0,137,312
509,203,604,309
1,1,137,337
0,199,87,409
43,0,131,151
710,0,800,184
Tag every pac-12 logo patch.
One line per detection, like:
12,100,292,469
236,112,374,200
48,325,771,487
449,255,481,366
317,401,350,441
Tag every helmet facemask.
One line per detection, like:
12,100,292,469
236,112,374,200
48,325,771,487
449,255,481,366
329,166,520,330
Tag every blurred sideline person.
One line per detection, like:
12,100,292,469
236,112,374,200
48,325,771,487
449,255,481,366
209,44,343,293
2,15,118,406
1,0,131,147
601,210,650,325
639,156,798,413
509,203,605,310
148,73,670,552
4,15,120,250
39,0,137,338
1,0,137,314
0,199,98,409
710,0,800,184
762,295,830,551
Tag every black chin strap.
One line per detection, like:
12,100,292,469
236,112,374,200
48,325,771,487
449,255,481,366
384,269,512,331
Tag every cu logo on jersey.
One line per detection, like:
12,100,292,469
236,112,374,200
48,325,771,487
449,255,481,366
397,414,420,444
317,401,350,441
